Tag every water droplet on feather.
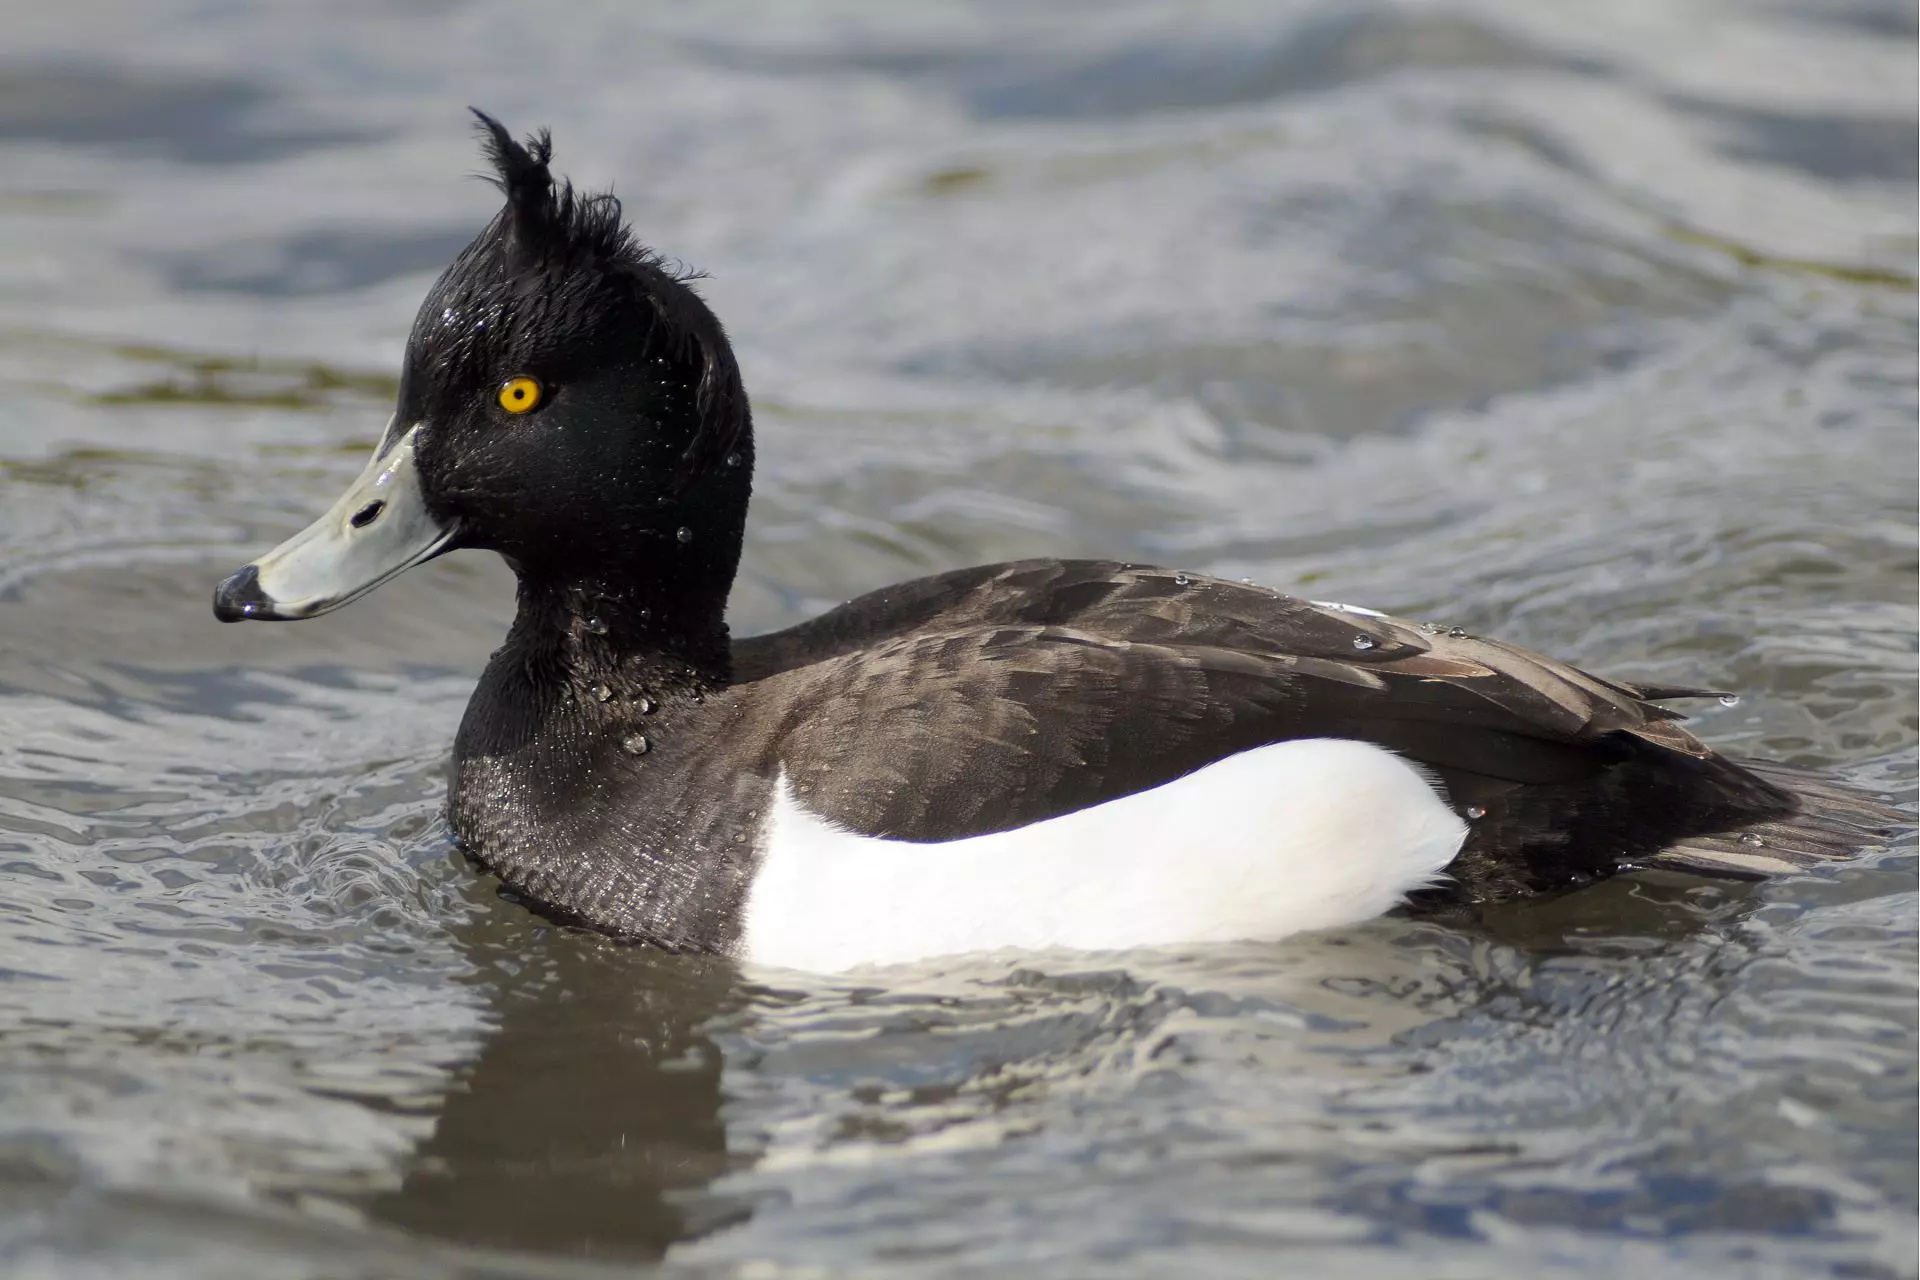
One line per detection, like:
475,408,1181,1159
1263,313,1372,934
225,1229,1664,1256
1352,635,1376,651
594,683,614,703
621,734,651,756
675,526,694,544
1173,573,1192,586
583,615,608,636
1465,806,1486,820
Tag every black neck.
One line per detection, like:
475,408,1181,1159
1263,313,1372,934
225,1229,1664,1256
503,571,730,698
495,451,753,701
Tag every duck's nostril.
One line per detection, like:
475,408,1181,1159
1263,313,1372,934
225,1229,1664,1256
350,501,386,529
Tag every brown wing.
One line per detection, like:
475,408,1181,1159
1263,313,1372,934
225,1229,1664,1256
728,560,1715,841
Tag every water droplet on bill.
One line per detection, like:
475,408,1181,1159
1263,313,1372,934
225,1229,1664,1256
1719,694,1741,707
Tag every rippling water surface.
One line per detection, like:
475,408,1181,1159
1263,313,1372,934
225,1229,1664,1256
0,2,1914,1276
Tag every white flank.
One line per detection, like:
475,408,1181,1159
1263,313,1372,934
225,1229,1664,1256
742,738,1468,973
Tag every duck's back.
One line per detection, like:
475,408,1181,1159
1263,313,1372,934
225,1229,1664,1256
729,559,1784,865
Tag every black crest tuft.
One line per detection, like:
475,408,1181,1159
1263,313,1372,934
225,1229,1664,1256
469,108,632,266
454,109,749,490
472,108,557,252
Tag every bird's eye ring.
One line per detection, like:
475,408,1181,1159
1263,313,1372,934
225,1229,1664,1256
498,375,543,414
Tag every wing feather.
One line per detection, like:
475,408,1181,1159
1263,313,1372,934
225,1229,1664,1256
730,560,1717,840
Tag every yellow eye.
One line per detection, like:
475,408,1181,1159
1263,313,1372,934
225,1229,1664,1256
498,375,543,414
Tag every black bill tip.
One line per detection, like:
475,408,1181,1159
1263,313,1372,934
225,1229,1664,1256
212,564,273,622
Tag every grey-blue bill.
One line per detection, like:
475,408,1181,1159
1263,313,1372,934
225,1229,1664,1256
213,422,454,621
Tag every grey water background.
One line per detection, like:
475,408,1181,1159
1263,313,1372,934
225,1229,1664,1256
0,0,1914,1275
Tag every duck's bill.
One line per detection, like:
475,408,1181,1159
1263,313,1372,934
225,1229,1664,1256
213,423,454,622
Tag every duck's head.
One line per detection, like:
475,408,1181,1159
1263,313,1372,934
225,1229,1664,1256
214,111,752,644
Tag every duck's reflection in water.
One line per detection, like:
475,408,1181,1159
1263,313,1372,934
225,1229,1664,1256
354,856,1773,1262
364,900,746,1261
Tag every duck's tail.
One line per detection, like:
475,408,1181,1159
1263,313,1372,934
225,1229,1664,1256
1650,759,1911,880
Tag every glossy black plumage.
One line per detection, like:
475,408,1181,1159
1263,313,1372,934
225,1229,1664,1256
222,116,1903,957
